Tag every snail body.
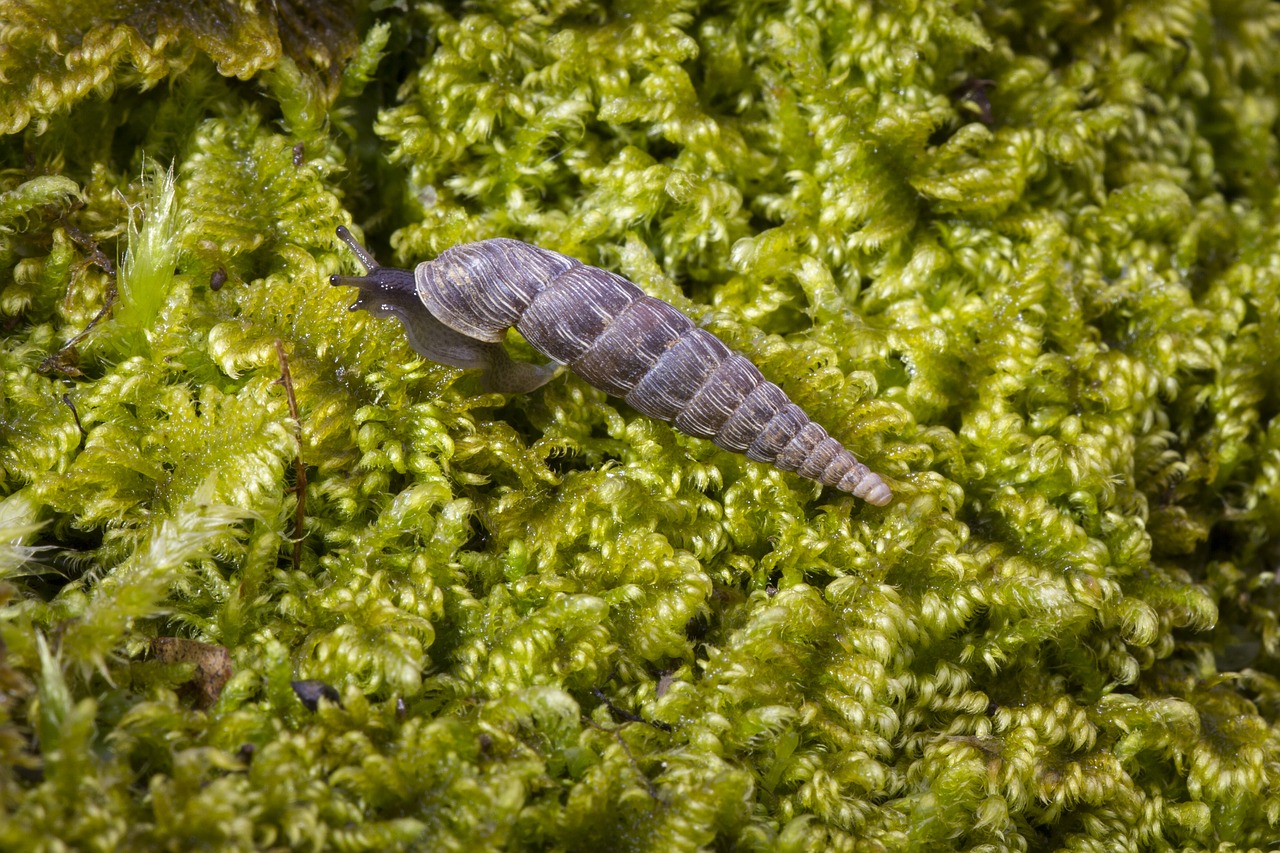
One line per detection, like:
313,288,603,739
330,226,891,505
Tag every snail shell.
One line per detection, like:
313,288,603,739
330,226,891,505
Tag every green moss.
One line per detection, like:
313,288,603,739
2,0,1280,849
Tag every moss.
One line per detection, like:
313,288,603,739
1,0,1279,849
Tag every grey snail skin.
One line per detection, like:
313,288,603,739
330,226,892,505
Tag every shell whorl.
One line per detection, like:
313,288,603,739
483,241,888,504
415,238,581,342
333,230,891,505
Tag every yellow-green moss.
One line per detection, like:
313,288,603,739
1,0,1279,849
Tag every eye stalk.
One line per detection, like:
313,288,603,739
333,225,378,271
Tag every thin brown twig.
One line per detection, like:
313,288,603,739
591,686,673,732
275,340,307,571
61,220,116,277
582,716,662,801
39,219,117,375
61,394,87,443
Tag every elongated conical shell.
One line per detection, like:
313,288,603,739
334,229,891,504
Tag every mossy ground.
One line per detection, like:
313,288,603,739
1,0,1279,850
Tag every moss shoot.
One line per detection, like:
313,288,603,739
1,0,1279,849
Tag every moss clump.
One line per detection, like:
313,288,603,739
2,0,1279,849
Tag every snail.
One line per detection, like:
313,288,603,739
329,226,892,505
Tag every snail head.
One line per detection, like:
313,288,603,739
329,226,419,314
